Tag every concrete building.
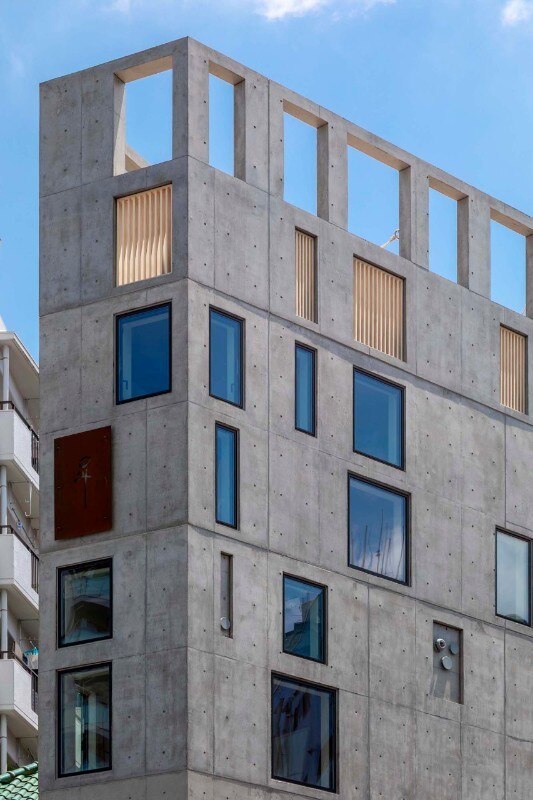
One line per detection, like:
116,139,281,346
38,37,533,799
0,316,39,772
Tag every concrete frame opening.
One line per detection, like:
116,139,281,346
429,186,458,283
490,217,526,314
283,110,318,216
347,143,399,253
209,73,235,176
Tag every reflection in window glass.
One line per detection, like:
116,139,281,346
272,675,335,791
210,310,243,406
354,370,403,467
59,663,111,777
284,576,325,662
349,476,408,583
295,345,316,435
215,424,238,527
117,303,171,403
59,561,112,647
496,531,530,625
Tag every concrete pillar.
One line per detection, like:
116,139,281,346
173,38,209,162
399,164,429,269
0,714,6,774
317,122,348,229
234,76,269,192
457,193,491,298
1,345,9,405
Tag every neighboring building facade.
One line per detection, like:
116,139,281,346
39,38,533,799
0,316,39,772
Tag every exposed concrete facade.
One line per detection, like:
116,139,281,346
39,37,533,799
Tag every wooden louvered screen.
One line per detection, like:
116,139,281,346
295,229,317,323
116,185,172,286
500,326,527,413
353,258,404,360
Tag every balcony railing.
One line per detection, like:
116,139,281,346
0,650,38,712
0,401,39,474
0,525,39,594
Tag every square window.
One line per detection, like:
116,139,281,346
215,423,238,528
353,369,404,468
209,309,244,407
58,560,112,647
58,663,112,777
295,344,316,436
116,303,171,403
348,475,408,584
283,576,325,663
271,675,336,792
496,530,530,625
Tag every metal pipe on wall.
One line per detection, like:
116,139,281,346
1,345,9,405
0,714,6,774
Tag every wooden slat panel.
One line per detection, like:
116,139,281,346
500,325,527,413
353,258,404,360
116,185,172,286
295,229,317,323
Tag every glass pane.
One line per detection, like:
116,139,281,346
354,371,402,467
210,310,242,406
349,477,407,583
295,346,315,434
216,425,237,527
272,676,335,791
497,532,530,624
284,577,324,662
117,304,170,402
59,562,112,646
59,664,111,776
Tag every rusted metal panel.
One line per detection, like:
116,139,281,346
353,257,404,360
500,325,527,413
54,426,112,540
295,229,317,323
116,185,172,286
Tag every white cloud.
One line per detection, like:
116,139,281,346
102,0,394,20
501,0,533,25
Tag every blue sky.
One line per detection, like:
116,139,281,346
1,0,533,359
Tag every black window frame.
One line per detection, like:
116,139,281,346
215,422,239,529
282,573,327,664
115,301,172,405
209,306,245,409
294,343,317,436
57,661,113,779
353,366,405,470
347,472,410,587
271,672,337,793
495,527,532,627
57,558,113,649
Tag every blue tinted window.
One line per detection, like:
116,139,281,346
59,561,112,647
215,424,238,527
496,531,530,625
210,310,243,407
117,304,170,403
295,345,316,435
349,476,408,584
284,576,325,662
354,370,403,467
272,675,336,791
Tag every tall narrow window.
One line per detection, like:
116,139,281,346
116,303,171,404
220,552,233,637
58,663,112,777
353,369,403,468
283,576,326,663
348,475,408,584
500,325,527,414
215,424,238,528
496,530,530,625
272,675,336,792
116,185,172,286
353,258,404,360
295,344,316,436
58,560,112,647
295,230,317,323
209,309,243,407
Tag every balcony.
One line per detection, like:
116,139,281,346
0,657,38,739
0,404,39,525
0,529,38,620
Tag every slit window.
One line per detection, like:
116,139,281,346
354,369,403,468
295,344,316,436
295,229,317,322
58,560,112,647
58,663,112,777
220,553,233,637
496,530,530,625
209,309,244,407
429,188,457,282
215,423,238,528
500,325,527,414
348,145,399,252
353,258,404,360
491,219,526,314
209,73,235,176
116,303,171,404
116,185,172,286
348,475,408,584
283,575,326,663
284,112,317,215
